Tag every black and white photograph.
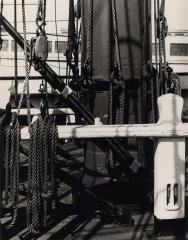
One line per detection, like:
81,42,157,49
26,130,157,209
0,0,188,239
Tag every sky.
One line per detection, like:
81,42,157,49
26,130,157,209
165,0,188,31
2,0,70,34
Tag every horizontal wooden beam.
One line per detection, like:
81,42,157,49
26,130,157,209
20,123,188,140
12,108,75,115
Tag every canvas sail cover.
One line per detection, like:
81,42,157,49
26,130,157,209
80,0,149,81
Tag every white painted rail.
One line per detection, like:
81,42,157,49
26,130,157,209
20,122,188,140
19,94,188,140
12,108,74,115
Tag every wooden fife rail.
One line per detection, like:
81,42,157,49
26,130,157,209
20,123,188,140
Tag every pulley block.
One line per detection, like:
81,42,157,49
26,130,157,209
35,33,48,61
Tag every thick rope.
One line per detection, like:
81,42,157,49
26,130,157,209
43,116,51,226
173,74,181,96
105,75,115,175
50,117,58,213
4,126,11,206
111,0,122,76
0,0,4,50
85,0,93,65
26,116,57,234
105,0,129,176
11,115,20,227
154,0,160,99
37,115,45,224
4,113,20,228
147,0,156,123
20,0,31,126
26,121,33,231
160,0,167,94
137,0,148,165
157,0,163,95
81,0,93,89
22,1,33,231
31,119,40,233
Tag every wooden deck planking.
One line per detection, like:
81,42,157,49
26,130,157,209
1,141,188,240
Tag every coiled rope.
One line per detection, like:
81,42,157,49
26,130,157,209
3,0,31,228
4,113,20,228
25,0,58,234
26,115,57,234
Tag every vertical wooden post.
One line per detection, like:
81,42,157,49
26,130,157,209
154,94,185,235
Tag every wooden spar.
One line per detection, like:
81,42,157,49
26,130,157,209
0,13,135,163
12,108,74,115
21,122,188,140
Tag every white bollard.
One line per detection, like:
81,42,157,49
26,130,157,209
154,94,185,220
